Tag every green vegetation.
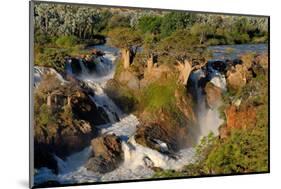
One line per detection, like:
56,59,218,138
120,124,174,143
55,35,78,48
35,48,68,73
108,27,143,69
142,79,177,112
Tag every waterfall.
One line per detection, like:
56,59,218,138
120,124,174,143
78,59,89,76
54,147,91,175
190,69,224,144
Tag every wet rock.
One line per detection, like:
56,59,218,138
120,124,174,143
135,122,188,153
72,93,109,125
105,79,137,113
210,61,227,73
86,134,123,173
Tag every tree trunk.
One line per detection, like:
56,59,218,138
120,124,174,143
178,60,192,86
47,94,52,107
67,96,72,107
121,48,130,69
45,14,48,33
147,54,154,72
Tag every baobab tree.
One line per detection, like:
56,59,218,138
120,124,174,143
37,73,62,107
108,27,143,69
156,30,211,85
62,77,81,107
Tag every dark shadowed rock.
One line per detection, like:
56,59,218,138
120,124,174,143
35,180,61,188
34,143,58,174
135,122,188,153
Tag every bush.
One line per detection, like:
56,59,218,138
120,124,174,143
36,48,68,73
55,35,78,48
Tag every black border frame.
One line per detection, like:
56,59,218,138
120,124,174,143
29,1,270,188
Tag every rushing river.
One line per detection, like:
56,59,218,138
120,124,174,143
34,43,268,185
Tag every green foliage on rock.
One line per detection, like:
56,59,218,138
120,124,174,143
142,79,177,112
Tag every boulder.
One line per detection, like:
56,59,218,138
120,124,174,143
105,79,137,114
71,93,109,125
226,65,247,90
117,70,140,90
135,122,189,153
86,134,123,173
205,82,222,109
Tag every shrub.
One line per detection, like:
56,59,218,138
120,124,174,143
55,35,78,48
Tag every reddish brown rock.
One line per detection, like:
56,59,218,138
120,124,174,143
225,105,256,130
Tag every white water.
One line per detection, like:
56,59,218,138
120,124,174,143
34,44,224,185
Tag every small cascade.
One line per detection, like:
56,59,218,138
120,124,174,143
210,75,227,91
65,59,73,76
97,114,139,137
121,137,195,170
54,147,91,175
78,59,90,77
85,80,122,123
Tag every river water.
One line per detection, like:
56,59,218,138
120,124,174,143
34,43,268,185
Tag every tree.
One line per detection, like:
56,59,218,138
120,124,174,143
142,34,159,72
62,77,81,107
156,30,210,85
107,15,131,30
160,12,197,38
35,49,68,73
108,27,143,69
137,15,162,35
190,23,215,44
36,74,62,107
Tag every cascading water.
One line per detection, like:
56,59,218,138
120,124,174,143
189,67,225,144
78,59,90,76
34,44,227,185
